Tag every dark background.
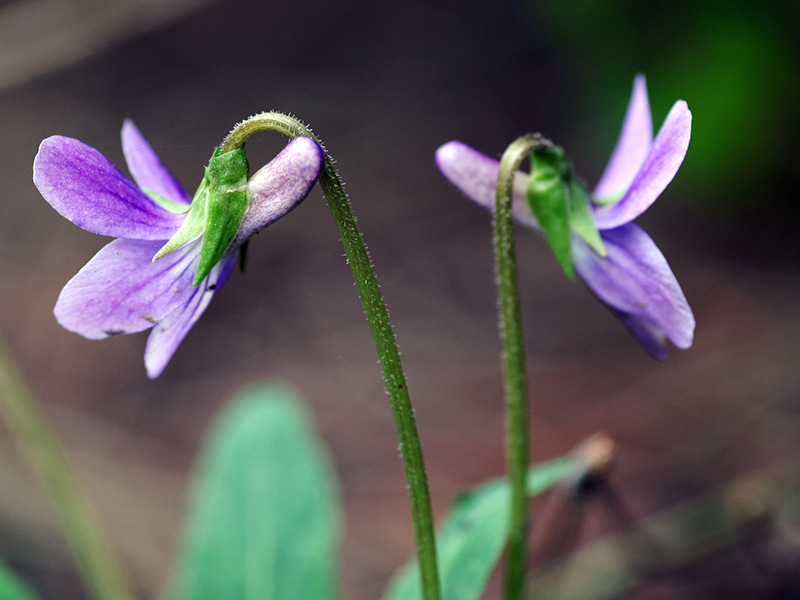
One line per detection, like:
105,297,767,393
1,0,799,598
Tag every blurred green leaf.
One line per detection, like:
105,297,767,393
167,383,339,600
383,456,576,600
0,561,39,600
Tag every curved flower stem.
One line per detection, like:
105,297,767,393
495,135,547,600
223,113,441,600
0,336,135,600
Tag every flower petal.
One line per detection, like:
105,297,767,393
593,75,653,200
572,223,694,355
144,253,237,378
34,136,185,239
434,141,537,229
121,119,191,205
54,238,200,339
607,307,669,360
232,136,325,247
437,142,694,356
593,100,692,230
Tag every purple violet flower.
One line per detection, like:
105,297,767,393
435,75,694,358
34,120,324,377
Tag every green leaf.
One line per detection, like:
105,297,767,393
383,457,576,600
167,383,340,600
567,179,607,257
193,147,250,286
527,147,574,279
0,561,39,600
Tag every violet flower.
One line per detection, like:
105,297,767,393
34,120,324,377
435,76,694,358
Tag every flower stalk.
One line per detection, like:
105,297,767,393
0,337,135,600
494,135,546,600
435,76,694,361
223,113,441,600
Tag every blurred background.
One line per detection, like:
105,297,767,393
1,0,799,598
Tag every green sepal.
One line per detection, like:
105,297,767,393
144,190,191,214
568,179,607,257
153,147,250,285
153,177,209,261
527,146,574,279
592,187,626,207
192,147,249,286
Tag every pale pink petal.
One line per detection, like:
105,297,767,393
434,141,537,229
233,137,325,247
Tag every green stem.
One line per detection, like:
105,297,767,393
0,336,135,600
223,113,441,600
495,135,546,600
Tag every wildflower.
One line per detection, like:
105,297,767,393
435,76,694,358
34,120,324,377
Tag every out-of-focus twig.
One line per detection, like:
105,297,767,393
529,455,800,600
529,433,618,566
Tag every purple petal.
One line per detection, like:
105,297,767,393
593,100,692,230
572,223,694,354
434,141,537,229
233,137,325,247
437,142,694,356
607,308,668,360
593,75,653,200
54,238,200,339
144,253,237,378
34,136,185,239
121,119,190,205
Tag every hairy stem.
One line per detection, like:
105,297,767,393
223,113,441,600
0,337,135,600
495,135,547,600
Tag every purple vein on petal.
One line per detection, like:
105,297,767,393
54,238,200,339
34,136,185,239
121,119,191,206
593,74,653,200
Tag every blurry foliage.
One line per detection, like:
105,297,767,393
519,0,800,217
0,561,38,600
166,384,339,600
